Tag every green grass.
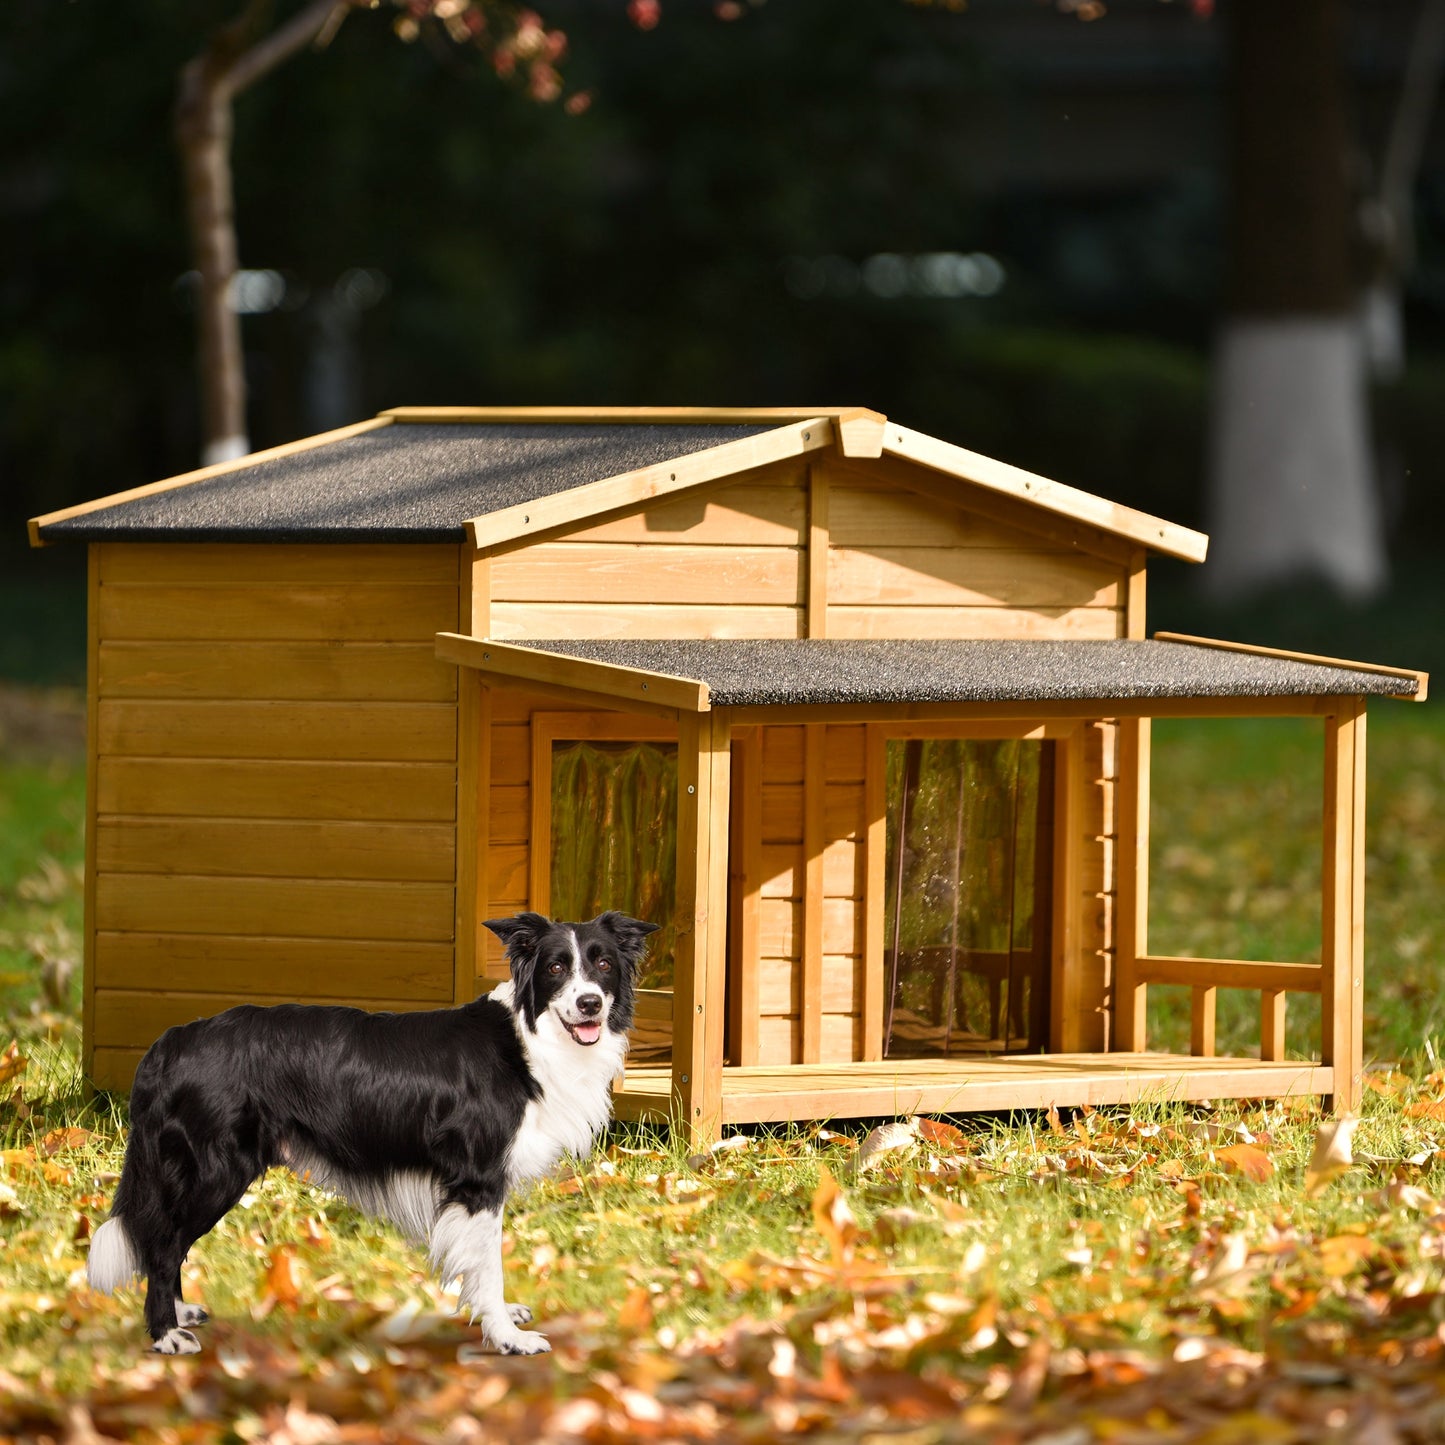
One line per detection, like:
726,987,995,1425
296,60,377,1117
2,701,1444,1431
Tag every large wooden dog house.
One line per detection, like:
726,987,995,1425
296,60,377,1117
30,406,1427,1139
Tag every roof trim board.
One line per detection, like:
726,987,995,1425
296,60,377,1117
26,417,395,549
464,416,834,551
1154,631,1429,702
884,423,1210,565
435,632,711,714
383,405,883,429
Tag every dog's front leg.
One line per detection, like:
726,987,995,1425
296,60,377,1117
429,1203,549,1355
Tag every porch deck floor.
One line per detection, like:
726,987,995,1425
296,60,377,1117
613,1053,1333,1125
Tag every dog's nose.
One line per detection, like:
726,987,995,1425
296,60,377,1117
577,993,603,1018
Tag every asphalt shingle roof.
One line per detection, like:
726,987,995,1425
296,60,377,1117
36,423,772,543
513,638,1417,706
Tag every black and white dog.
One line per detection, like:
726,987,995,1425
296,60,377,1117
86,911,657,1356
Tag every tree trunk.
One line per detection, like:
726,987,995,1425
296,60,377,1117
1205,0,1387,600
177,55,249,466
175,0,346,466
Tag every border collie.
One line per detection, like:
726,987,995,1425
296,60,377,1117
86,911,657,1356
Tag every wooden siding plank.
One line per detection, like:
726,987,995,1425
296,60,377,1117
98,699,457,762
94,989,438,1049
1322,701,1367,1112
728,727,763,1067
98,641,456,702
488,602,804,642
561,479,807,547
759,841,860,899
829,486,1078,551
95,818,455,881
82,546,101,1088
97,758,457,821
489,786,529,844
95,875,455,942
100,585,459,642
490,543,803,606
808,466,829,639
95,933,453,1001
828,547,1121,610
98,541,459,587
827,606,1122,641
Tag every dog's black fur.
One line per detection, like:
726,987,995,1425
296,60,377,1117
88,911,657,1354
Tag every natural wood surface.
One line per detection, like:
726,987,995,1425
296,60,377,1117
611,1054,1332,1125
98,758,458,820
381,405,871,425
487,601,806,643
95,933,452,1001
807,466,830,639
826,604,1123,642
727,727,763,1066
827,548,1121,610
82,548,101,1086
1136,955,1323,993
99,541,457,586
465,419,832,551
883,424,1210,564
1155,632,1428,702
95,817,455,881
1322,701,1367,1113
437,633,709,713
801,725,827,1062
28,417,395,548
98,641,456,702
561,475,807,547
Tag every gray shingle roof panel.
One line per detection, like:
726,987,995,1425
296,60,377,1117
37,423,772,542
513,638,1416,706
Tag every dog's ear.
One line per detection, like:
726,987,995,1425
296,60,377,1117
593,912,660,974
483,913,551,1022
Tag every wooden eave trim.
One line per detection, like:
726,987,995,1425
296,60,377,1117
881,423,1210,565
381,405,879,426
434,632,710,713
1155,631,1429,702
26,416,396,549
464,418,835,550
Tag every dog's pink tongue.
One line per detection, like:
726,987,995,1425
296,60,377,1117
575,1021,602,1044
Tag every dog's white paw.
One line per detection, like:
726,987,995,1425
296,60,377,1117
175,1302,209,1328
506,1302,533,1326
152,1327,201,1355
494,1329,550,1356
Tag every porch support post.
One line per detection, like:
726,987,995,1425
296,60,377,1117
1113,716,1151,1050
674,709,732,1144
1322,697,1367,1113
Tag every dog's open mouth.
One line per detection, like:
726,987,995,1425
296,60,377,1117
564,1019,603,1046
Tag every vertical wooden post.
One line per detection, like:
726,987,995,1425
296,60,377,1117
862,724,887,1061
674,709,731,1144
801,724,827,1062
1260,990,1287,1061
1322,699,1366,1113
807,466,830,639
1190,986,1217,1057
1049,727,1084,1051
727,727,762,1067
82,545,101,1089
1113,551,1151,1052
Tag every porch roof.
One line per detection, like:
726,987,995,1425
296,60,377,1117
506,636,1425,708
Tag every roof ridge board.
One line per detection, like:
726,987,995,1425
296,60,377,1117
1155,631,1428,701
883,423,1210,565
382,405,882,425
464,416,835,551
27,416,395,548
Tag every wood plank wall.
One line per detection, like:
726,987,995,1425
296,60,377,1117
88,542,462,1089
476,458,1131,1060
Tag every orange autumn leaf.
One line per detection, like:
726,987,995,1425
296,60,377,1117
1318,1233,1379,1277
264,1245,302,1308
0,1042,26,1089
917,1117,966,1150
1405,1100,1445,1121
1216,1143,1274,1183
811,1165,857,1266
616,1285,655,1333
41,1127,93,1156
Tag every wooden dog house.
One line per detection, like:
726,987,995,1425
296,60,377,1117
29,406,1427,1139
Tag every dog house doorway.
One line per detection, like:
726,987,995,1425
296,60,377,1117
882,734,1055,1058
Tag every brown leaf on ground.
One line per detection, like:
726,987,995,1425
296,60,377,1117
1216,1143,1275,1183
810,1166,858,1267
1305,1114,1360,1197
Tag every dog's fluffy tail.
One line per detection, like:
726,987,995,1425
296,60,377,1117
87,1216,141,1294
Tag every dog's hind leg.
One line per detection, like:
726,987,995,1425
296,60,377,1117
143,1243,199,1354
169,1265,209,1329
429,1203,549,1355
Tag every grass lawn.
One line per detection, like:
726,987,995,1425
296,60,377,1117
3,696,1445,1441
